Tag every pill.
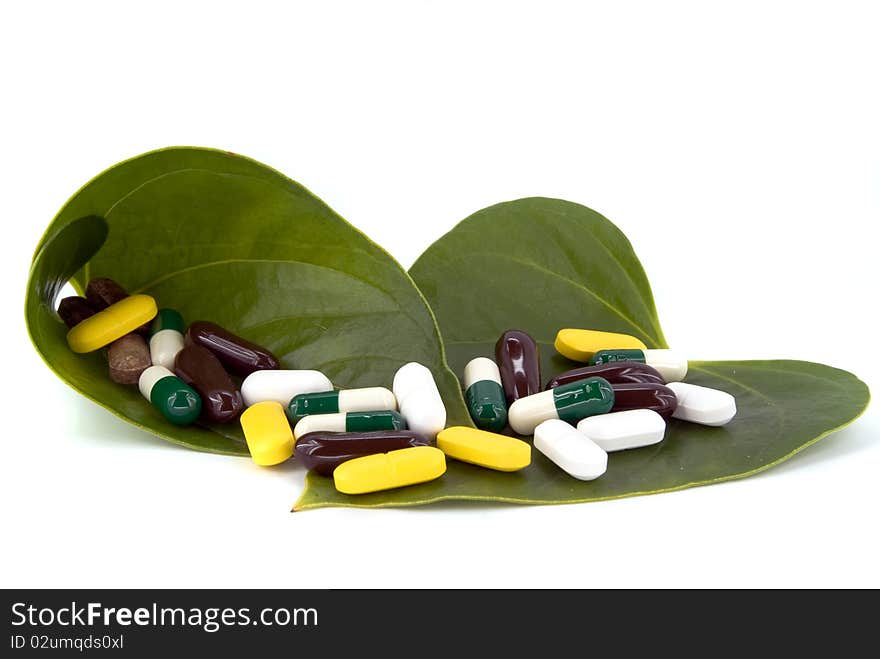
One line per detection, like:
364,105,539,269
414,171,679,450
534,419,607,480
462,357,507,431
85,277,129,310
436,426,530,472
66,294,158,353
288,387,397,422
107,333,151,384
495,330,541,405
333,446,446,495
174,344,243,424
187,320,280,377
138,365,202,426
545,362,666,389
85,277,151,334
241,369,333,407
149,308,185,370
508,376,614,435
554,328,648,362
666,382,736,426
590,348,688,382
577,409,666,452
293,410,406,440
392,362,447,438
611,382,678,417
240,401,294,466
57,296,96,328
295,430,433,476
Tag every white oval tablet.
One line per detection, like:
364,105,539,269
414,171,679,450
533,419,607,480
577,409,666,452
393,362,447,438
241,369,332,407
667,382,736,426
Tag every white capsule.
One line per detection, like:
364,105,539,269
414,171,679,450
577,409,666,452
138,364,175,401
507,390,557,435
293,412,347,439
534,419,608,480
463,357,502,388
392,362,447,438
643,349,688,382
667,382,736,426
241,369,332,407
337,387,397,412
149,329,184,370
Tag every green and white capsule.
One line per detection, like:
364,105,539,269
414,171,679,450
589,349,688,382
508,377,614,435
293,410,407,440
463,357,507,432
288,387,397,422
149,308,185,370
138,365,202,426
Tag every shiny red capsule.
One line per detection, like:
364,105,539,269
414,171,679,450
295,430,434,476
495,329,541,406
174,344,243,423
545,362,666,390
611,382,678,417
186,321,279,377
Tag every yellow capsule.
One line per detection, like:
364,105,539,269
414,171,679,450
240,401,294,466
333,446,446,495
554,328,647,362
436,426,531,472
66,294,158,353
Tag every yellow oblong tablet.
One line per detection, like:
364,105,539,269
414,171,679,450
240,401,294,466
333,446,446,495
436,426,531,472
554,328,647,362
66,294,158,353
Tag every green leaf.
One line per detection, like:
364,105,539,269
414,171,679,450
25,147,470,456
293,197,870,510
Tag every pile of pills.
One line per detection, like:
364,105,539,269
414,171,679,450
60,280,736,495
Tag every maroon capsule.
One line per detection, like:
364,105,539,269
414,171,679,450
186,321,279,377
57,296,96,328
611,382,678,417
495,329,541,406
295,430,434,476
174,344,243,423
545,362,666,390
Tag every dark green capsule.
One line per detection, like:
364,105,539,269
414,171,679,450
288,390,341,421
346,410,407,432
150,375,202,425
150,308,185,336
465,380,508,431
589,349,646,366
552,377,615,423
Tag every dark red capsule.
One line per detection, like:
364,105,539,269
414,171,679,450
611,382,678,417
545,362,666,390
295,430,434,476
174,344,243,423
186,321,279,377
495,329,541,406
85,277,128,310
57,296,96,328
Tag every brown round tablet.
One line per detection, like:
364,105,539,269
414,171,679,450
108,334,151,385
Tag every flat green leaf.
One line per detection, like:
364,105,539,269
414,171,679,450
25,147,469,456
293,197,870,510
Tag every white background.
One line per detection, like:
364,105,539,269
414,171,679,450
1,1,877,588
